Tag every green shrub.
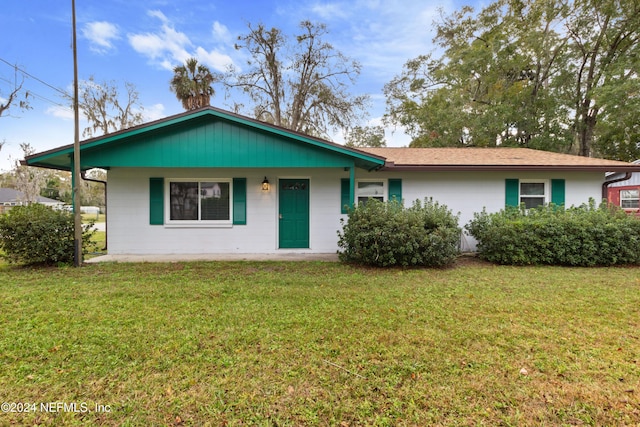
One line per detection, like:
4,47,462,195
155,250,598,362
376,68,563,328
466,200,640,266
337,198,461,267
0,204,96,265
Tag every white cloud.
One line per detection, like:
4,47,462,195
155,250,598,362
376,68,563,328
143,103,166,122
347,2,448,74
311,2,349,20
45,105,74,120
147,9,169,23
128,10,192,70
212,21,232,44
194,47,234,73
128,11,238,74
82,21,120,54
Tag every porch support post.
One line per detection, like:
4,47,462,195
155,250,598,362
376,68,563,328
349,165,355,207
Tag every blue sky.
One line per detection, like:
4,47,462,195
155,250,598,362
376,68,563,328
0,0,472,172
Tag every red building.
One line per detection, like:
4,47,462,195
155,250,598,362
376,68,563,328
606,161,640,214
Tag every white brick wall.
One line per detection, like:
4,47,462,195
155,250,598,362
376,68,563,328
107,168,605,254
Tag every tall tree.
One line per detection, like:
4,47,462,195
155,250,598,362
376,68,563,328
226,21,368,138
563,0,640,157
345,125,387,148
11,143,44,203
80,168,106,207
40,170,72,203
170,58,217,111
384,0,640,159
75,76,144,138
592,78,640,161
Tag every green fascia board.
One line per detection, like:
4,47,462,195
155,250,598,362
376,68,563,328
25,108,385,171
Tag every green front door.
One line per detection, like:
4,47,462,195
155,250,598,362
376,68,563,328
278,179,310,248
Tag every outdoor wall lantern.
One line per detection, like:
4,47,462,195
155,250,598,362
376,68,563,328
262,176,270,191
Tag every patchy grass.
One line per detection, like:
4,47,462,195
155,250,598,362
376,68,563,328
87,231,106,257
82,213,105,223
0,260,639,426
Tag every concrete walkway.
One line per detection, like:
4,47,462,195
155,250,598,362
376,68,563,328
85,253,339,263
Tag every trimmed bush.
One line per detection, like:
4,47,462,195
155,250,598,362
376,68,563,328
337,198,461,267
0,204,96,265
466,200,640,266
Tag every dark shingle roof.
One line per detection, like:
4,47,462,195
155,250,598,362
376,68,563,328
0,188,63,204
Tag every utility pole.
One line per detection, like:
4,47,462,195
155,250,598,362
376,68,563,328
72,0,82,266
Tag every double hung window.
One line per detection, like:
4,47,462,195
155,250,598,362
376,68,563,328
519,181,548,209
169,180,231,223
356,181,385,204
620,189,639,209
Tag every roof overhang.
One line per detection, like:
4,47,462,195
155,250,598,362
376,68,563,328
379,163,640,173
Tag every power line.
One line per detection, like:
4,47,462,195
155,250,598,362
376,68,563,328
0,76,69,109
0,57,69,97
0,56,142,135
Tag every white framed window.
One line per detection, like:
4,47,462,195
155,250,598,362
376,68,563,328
166,179,232,225
520,180,549,209
356,180,386,204
620,189,639,209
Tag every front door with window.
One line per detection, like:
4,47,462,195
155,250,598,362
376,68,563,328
278,179,310,248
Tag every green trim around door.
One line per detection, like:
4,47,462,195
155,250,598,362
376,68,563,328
279,179,310,249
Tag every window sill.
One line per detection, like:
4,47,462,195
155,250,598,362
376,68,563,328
163,222,233,229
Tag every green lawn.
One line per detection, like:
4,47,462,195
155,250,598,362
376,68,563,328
82,213,105,223
0,260,638,426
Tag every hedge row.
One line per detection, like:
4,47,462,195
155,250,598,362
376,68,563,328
466,200,640,266
337,198,461,267
0,204,96,265
3,199,639,268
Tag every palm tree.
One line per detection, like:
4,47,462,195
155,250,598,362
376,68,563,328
170,58,217,110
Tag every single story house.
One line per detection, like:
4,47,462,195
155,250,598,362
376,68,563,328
605,160,640,214
0,187,64,214
25,107,640,254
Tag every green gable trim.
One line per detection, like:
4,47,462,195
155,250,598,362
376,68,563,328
233,178,247,225
341,178,350,214
551,179,565,206
79,120,360,169
505,179,519,207
25,108,385,171
388,179,402,202
149,177,164,225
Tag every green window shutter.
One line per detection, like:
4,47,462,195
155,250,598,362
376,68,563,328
149,177,164,225
341,178,350,214
505,179,519,207
388,179,402,202
551,179,565,206
233,178,247,225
